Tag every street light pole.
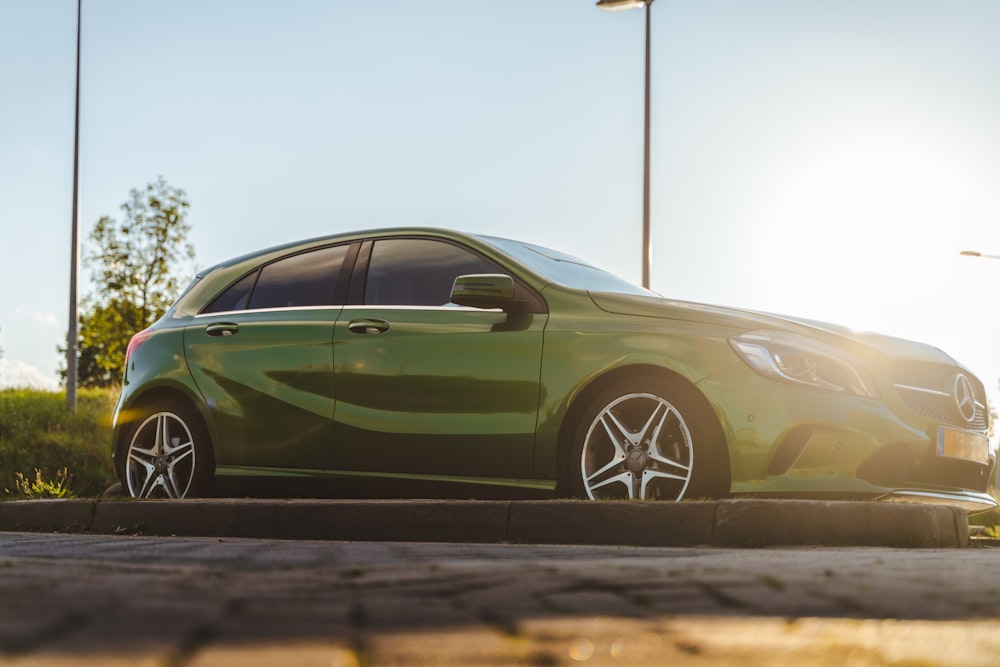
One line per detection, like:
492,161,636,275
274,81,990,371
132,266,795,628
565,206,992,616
641,0,652,290
597,0,655,289
66,0,81,412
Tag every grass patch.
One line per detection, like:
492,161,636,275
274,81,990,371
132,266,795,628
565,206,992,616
0,388,117,499
12,467,73,499
970,506,1000,537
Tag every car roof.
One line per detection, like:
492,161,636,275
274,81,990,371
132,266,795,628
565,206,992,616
195,226,475,279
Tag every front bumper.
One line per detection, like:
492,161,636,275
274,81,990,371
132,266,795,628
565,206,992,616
701,362,997,513
877,489,999,514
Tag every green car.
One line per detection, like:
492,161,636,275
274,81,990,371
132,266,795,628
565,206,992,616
112,227,997,511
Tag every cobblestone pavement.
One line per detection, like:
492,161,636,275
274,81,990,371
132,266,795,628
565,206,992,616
2,532,1000,666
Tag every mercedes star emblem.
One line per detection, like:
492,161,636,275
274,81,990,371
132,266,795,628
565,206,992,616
953,374,977,424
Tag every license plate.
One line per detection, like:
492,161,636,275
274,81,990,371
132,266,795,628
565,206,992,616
937,428,990,464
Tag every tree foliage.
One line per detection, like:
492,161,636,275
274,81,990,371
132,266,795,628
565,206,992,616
69,177,195,387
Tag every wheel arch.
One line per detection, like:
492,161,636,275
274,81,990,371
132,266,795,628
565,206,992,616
114,383,217,473
554,364,731,497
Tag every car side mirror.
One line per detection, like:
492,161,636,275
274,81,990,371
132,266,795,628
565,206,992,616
450,274,519,310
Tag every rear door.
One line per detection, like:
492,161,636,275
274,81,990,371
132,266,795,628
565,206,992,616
332,237,547,480
185,243,354,469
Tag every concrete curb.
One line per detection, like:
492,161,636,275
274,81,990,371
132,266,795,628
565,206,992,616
0,498,970,548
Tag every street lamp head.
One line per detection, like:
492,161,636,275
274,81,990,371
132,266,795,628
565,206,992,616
596,0,648,11
959,250,1000,259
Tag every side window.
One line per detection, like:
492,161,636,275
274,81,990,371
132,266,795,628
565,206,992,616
203,271,258,314
365,239,498,306
249,244,350,309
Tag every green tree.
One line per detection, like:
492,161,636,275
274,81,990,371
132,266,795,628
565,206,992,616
67,177,195,387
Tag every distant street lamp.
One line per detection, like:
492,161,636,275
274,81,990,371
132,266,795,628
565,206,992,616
597,0,655,290
66,0,82,412
961,250,1000,260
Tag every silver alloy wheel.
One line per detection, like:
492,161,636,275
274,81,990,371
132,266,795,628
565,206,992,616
580,392,694,500
125,411,197,498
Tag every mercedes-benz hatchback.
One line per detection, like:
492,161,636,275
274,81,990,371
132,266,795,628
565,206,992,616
112,227,997,511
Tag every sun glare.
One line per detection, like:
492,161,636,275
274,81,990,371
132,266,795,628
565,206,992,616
751,122,995,339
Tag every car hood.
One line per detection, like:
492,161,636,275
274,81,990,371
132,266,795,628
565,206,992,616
588,291,959,366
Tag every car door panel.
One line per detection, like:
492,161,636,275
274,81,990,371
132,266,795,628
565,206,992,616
332,306,546,479
185,308,339,469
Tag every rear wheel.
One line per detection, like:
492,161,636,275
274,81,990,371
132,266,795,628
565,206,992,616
566,378,728,500
120,400,214,498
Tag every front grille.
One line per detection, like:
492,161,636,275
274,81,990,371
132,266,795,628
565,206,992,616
889,360,989,431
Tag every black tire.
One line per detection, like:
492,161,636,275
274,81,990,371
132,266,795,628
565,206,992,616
563,377,729,501
118,399,214,498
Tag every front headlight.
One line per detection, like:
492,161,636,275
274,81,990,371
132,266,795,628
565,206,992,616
729,330,879,398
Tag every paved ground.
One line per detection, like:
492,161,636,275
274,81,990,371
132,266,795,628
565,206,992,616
2,532,1000,666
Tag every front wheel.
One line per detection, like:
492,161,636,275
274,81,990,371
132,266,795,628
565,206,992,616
566,379,728,501
119,401,214,498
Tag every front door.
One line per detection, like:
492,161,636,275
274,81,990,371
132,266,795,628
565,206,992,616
332,237,546,480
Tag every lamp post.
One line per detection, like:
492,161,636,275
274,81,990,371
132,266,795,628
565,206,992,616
597,0,654,290
66,0,82,412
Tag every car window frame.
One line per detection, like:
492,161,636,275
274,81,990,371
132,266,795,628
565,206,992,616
345,236,546,313
199,241,361,315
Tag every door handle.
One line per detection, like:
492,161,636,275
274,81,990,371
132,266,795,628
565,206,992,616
205,323,240,337
348,318,390,335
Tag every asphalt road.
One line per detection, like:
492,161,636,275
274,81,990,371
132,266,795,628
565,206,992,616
2,532,1000,666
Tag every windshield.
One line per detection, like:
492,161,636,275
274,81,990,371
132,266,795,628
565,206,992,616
479,235,653,296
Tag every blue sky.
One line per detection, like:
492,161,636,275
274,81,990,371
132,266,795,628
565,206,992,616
2,0,1000,403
